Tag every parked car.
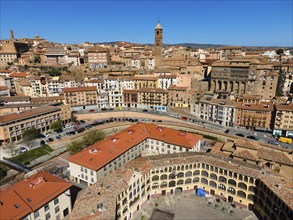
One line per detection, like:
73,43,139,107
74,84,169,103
181,116,188,120
101,108,107,111
89,109,95,112
55,135,62,140
39,134,46,139
247,136,257,140
236,133,245,137
40,140,46,146
267,140,279,145
79,120,86,124
142,109,149,112
19,147,28,153
47,138,54,142
224,129,230,134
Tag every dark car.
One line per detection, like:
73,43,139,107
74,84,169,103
55,136,62,140
40,140,46,146
80,120,86,124
47,138,54,142
236,133,245,137
109,108,114,111
39,134,46,138
247,136,257,140
101,108,107,111
267,140,278,145
76,128,85,133
224,129,230,134
142,109,149,112
84,125,92,129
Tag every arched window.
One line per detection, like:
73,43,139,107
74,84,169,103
185,171,192,177
160,181,168,188
185,178,192,184
218,184,226,191
248,194,254,201
228,179,236,186
193,170,200,176
249,186,255,192
210,173,217,180
237,190,246,198
160,174,167,180
193,177,199,183
209,181,217,188
177,172,184,178
201,178,208,185
228,187,236,195
177,180,184,185
238,182,247,190
201,171,208,177
152,175,159,181
152,182,159,189
169,181,176,187
219,176,227,183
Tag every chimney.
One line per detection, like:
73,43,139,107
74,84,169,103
10,30,15,40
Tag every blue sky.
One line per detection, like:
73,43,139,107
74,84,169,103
1,0,292,46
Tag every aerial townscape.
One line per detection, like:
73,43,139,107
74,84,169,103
0,6,293,220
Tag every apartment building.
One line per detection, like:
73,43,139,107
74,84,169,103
0,171,73,220
67,123,202,187
47,76,77,96
28,76,49,97
138,88,168,111
282,63,293,95
191,94,236,127
45,47,67,65
64,86,97,110
235,102,274,130
134,76,158,90
273,103,293,138
168,85,192,108
0,105,64,144
88,47,109,69
157,74,177,89
123,90,138,108
69,153,292,220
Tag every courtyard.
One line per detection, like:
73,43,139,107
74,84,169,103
134,192,258,220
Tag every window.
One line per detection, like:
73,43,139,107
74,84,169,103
45,213,51,220
55,206,60,213
44,204,50,212
34,211,40,218
63,208,69,217
90,170,93,175
80,167,83,172
54,198,59,205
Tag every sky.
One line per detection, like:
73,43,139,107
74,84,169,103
1,0,292,47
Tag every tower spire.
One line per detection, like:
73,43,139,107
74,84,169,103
10,29,15,40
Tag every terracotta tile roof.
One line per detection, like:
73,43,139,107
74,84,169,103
276,103,293,111
0,69,12,73
159,75,176,79
138,88,168,93
0,171,72,220
168,85,188,91
257,148,293,166
64,86,97,93
31,95,64,103
235,139,259,150
232,149,258,160
9,72,28,78
0,86,8,91
133,76,158,81
68,123,202,171
236,102,274,111
123,89,138,94
0,106,60,124
1,96,31,102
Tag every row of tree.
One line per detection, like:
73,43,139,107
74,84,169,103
67,130,106,153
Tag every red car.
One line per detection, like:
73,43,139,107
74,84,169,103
181,116,188,120
89,109,95,112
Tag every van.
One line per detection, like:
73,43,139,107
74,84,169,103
278,137,292,144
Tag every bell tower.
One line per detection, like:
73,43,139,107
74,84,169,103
154,21,163,68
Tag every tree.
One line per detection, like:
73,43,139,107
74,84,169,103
276,70,286,97
82,130,106,146
71,113,77,122
67,140,84,153
32,55,41,63
276,48,284,55
50,120,62,132
22,127,40,149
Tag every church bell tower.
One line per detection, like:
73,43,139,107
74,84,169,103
154,21,163,68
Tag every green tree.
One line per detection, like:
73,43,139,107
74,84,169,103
32,55,41,63
276,48,284,55
71,113,77,122
50,120,62,131
22,127,40,149
83,130,106,146
67,140,84,153
276,70,286,97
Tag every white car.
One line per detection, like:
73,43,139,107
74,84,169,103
19,147,28,153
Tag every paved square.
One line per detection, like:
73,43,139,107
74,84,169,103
135,193,258,220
